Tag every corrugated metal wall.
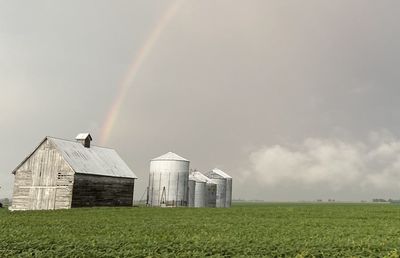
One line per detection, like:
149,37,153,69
148,154,190,207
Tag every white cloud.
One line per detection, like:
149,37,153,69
249,131,400,191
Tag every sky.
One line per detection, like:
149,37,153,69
1,0,400,201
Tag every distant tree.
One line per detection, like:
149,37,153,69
372,198,387,202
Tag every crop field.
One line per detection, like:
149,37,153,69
1,203,400,257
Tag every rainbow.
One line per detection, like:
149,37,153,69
99,0,183,145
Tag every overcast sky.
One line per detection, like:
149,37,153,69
2,0,400,201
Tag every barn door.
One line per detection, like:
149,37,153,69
30,188,56,210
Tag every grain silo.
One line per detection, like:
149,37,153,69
191,171,217,208
188,172,207,208
147,152,190,207
205,168,232,208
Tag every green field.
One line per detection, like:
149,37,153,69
1,203,400,257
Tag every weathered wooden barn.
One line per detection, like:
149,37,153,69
10,133,137,211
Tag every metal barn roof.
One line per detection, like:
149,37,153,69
151,152,189,162
50,137,137,179
209,168,232,179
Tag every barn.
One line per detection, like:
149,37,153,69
10,133,137,211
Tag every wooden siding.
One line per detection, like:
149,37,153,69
71,174,135,207
11,139,74,210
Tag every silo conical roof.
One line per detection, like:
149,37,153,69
151,152,189,162
191,171,216,184
210,168,232,179
189,173,207,183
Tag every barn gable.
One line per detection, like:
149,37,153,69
11,138,75,210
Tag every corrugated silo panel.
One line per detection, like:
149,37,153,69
193,181,207,207
188,179,195,207
225,178,232,208
148,152,190,207
206,182,217,207
213,178,227,208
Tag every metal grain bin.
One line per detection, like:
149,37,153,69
191,171,217,208
147,152,190,207
189,173,207,208
205,168,232,208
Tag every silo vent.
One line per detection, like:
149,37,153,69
75,133,92,148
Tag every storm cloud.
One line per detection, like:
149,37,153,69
2,1,400,201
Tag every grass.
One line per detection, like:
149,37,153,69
1,203,400,257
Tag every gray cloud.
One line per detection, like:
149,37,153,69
2,1,400,201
